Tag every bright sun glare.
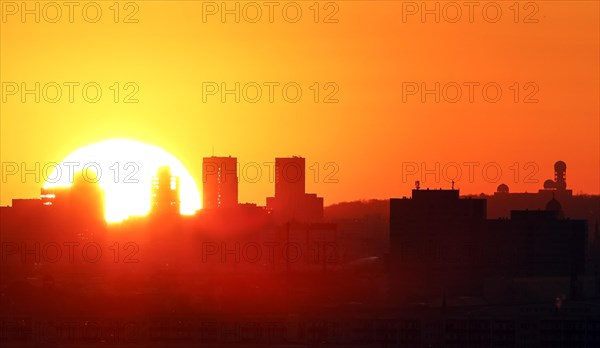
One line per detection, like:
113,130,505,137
43,139,201,223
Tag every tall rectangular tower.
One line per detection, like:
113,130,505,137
151,166,180,215
267,156,322,223
202,156,238,209
274,156,305,199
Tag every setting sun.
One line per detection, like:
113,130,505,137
42,139,201,223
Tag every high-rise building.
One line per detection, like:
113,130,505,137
274,157,306,199
267,157,323,223
151,166,180,215
202,156,238,209
389,187,587,302
389,188,486,299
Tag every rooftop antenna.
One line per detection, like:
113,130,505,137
451,180,454,190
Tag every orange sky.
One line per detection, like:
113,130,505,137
1,1,599,208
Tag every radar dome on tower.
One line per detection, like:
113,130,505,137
497,183,509,193
554,160,567,190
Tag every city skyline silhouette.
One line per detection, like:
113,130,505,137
2,147,600,347
2,1,599,346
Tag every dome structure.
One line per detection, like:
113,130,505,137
497,183,509,193
554,161,567,172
